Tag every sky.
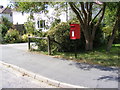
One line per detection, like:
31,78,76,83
0,0,10,7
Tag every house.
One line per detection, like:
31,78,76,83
12,5,75,32
0,6,13,23
0,5,75,32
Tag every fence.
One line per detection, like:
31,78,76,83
28,36,51,55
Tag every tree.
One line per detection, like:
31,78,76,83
69,2,106,51
0,16,12,37
106,2,120,51
14,2,48,13
24,17,35,35
50,2,69,21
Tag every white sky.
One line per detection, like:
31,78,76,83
0,0,10,7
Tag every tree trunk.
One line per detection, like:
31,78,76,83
107,37,115,52
69,2,106,51
84,33,93,51
89,40,93,50
107,4,119,52
107,20,118,51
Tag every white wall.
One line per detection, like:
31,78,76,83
0,13,13,22
12,6,74,32
13,11,30,24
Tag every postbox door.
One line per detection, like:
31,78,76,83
70,24,80,39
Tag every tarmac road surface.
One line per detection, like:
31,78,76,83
0,43,119,88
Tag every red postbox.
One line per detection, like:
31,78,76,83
70,24,80,39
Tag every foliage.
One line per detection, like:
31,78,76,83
0,25,2,43
47,20,86,52
48,22,70,52
0,24,7,38
105,2,120,51
51,44,119,67
24,18,35,35
68,2,106,50
33,18,102,53
33,30,48,51
0,16,13,43
50,18,61,29
50,2,68,18
0,16,12,29
0,16,12,37
4,29,21,43
15,2,48,13
35,39,48,51
21,33,33,42
103,2,119,42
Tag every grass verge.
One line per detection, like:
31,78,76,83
31,44,119,67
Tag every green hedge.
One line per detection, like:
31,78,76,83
4,29,22,43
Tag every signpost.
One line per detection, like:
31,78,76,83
70,24,81,58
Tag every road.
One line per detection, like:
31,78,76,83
0,65,56,88
0,43,119,88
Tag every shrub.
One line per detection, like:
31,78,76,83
4,29,22,43
35,18,104,53
21,33,34,42
34,30,48,51
47,21,85,52
0,16,13,43
24,18,35,35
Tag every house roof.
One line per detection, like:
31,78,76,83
0,8,12,14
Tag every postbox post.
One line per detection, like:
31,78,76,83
28,35,30,50
70,24,80,58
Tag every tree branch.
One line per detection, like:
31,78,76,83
95,3,106,26
92,3,106,40
69,2,84,29
88,2,93,26
86,2,89,12
80,2,87,19
72,3,85,21
89,7,102,25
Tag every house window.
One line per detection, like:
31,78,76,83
37,20,45,29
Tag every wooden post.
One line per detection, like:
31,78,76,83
28,36,30,50
47,36,51,55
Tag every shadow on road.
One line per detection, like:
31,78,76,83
97,75,120,82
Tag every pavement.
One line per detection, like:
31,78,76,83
0,43,119,88
0,64,56,88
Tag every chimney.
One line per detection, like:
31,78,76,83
0,5,4,9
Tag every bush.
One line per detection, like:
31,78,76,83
21,33,34,42
94,24,105,48
35,18,104,53
0,16,13,43
34,30,48,51
24,18,35,34
4,29,22,43
47,21,85,52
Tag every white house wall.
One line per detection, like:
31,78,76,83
12,6,75,31
13,11,30,24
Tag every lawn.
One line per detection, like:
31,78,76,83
49,44,119,67
31,44,119,67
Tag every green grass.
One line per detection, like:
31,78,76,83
30,44,119,67
50,44,119,67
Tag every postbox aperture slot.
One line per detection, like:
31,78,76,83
70,26,75,28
